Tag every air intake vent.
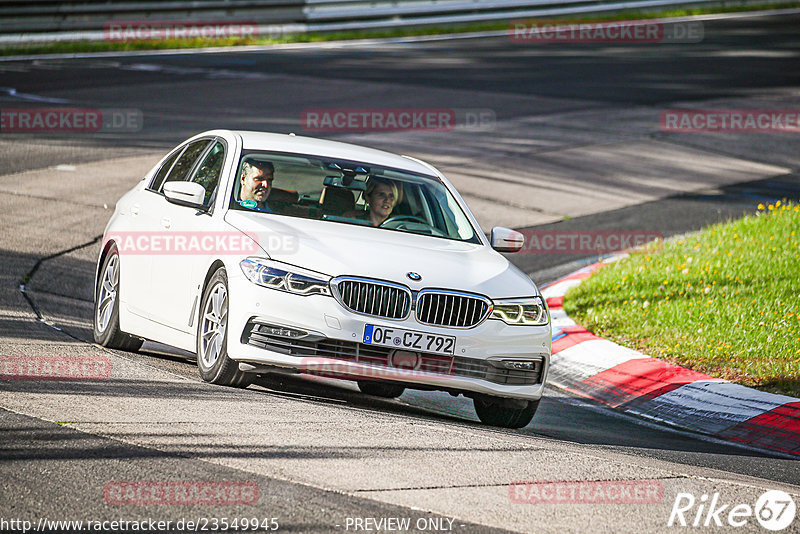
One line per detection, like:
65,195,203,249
416,290,491,328
332,277,411,320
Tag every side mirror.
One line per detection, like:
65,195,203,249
491,227,524,253
163,181,206,210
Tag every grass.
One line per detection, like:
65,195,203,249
563,201,800,397
2,1,799,56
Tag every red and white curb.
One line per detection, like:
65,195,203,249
543,260,800,457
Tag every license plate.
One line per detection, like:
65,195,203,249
363,324,455,355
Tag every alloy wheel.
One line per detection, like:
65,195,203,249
96,254,119,333
200,282,228,369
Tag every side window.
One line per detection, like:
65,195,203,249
160,139,211,190
190,141,225,207
149,149,181,191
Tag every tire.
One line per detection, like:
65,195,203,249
357,381,405,398
473,395,539,429
93,244,143,352
197,268,253,388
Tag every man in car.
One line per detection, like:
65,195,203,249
238,160,275,213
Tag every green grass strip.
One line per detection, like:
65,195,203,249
564,201,800,397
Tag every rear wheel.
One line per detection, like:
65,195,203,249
197,268,253,388
93,244,143,351
357,381,405,398
473,395,539,428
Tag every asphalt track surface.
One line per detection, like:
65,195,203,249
1,10,799,534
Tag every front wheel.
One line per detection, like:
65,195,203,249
473,395,539,428
197,268,253,388
93,244,143,352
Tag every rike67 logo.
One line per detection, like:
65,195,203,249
668,490,796,531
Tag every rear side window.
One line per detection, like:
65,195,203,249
160,139,211,191
190,141,225,207
149,149,181,191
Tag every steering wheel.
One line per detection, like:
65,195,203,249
379,215,429,228
380,215,448,237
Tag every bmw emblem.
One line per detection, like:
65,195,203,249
406,272,422,281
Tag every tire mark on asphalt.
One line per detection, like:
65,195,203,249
17,233,102,330
353,475,693,493
459,190,566,217
647,133,798,175
0,188,110,209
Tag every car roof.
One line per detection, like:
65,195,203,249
229,130,436,177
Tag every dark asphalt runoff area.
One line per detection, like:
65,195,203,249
1,9,799,533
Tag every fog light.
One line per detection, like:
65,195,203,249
499,360,539,370
258,324,307,338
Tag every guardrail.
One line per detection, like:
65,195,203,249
0,0,790,42
0,1,305,33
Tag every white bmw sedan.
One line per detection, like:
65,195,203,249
94,130,551,428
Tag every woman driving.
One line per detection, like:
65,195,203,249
361,177,401,226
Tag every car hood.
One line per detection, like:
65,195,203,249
225,211,539,298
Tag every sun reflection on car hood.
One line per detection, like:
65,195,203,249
225,211,538,297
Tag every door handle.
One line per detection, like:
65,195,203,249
131,204,140,216
160,217,171,229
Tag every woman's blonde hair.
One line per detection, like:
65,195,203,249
365,177,402,205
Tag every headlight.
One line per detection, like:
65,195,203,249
490,296,549,326
240,257,331,296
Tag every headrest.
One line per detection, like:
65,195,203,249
321,187,355,215
269,188,298,206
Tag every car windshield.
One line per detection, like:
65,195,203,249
229,150,481,243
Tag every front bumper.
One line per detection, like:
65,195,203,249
227,272,551,400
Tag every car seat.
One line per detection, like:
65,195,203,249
321,187,355,216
